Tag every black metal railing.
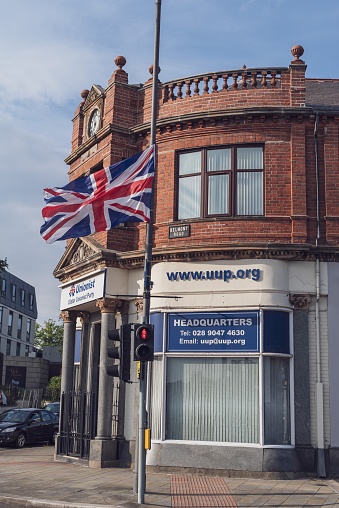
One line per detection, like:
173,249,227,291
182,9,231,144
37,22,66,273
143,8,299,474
112,379,120,438
57,390,95,460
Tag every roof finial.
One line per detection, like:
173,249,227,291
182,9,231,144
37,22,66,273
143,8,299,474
80,89,89,100
291,45,304,63
114,56,126,70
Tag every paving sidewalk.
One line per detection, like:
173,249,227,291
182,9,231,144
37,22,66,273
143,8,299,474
1,444,339,507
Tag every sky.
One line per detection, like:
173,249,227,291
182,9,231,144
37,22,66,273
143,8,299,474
1,0,338,325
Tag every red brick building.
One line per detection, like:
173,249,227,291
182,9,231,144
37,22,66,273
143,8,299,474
55,45,339,476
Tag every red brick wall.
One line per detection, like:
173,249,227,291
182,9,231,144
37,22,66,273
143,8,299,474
65,58,339,254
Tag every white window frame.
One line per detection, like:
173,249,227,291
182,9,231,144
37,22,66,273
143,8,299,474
177,145,264,220
150,309,294,448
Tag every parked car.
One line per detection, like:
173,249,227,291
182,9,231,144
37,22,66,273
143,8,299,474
0,408,58,448
44,402,60,418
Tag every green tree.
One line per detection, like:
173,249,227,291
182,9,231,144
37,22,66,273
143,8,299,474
45,375,61,402
34,319,63,351
0,258,8,273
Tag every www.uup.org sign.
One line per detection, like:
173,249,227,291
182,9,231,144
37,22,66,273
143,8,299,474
167,311,260,352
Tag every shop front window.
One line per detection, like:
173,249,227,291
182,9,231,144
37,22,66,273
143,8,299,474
166,357,259,443
264,357,291,445
151,309,292,447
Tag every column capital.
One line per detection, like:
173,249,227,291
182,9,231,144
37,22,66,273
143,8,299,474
60,310,78,323
79,311,90,325
119,300,130,315
289,293,311,310
96,297,128,314
134,298,143,314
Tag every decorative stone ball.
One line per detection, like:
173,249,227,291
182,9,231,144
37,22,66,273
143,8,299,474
291,45,304,60
114,56,127,70
149,64,161,76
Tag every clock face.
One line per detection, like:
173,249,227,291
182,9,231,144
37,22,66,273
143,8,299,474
89,109,100,136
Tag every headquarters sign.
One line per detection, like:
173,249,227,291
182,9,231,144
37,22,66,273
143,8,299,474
168,311,259,352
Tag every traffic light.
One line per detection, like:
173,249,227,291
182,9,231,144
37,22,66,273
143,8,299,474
107,324,131,381
133,323,154,362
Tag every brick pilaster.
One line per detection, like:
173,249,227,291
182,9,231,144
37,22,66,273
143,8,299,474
289,45,307,107
324,121,339,244
291,122,308,243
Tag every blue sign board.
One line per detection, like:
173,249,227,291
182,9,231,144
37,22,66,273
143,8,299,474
168,311,260,352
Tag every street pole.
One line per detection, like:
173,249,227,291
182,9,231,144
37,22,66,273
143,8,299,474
138,0,162,504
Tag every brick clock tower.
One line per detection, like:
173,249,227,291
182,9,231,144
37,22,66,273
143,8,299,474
54,46,339,477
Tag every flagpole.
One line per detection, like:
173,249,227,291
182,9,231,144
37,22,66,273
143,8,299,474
138,0,162,504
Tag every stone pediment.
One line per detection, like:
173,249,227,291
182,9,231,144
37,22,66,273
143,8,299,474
83,85,105,112
53,237,105,281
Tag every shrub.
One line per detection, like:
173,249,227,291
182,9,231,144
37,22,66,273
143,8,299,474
44,376,61,402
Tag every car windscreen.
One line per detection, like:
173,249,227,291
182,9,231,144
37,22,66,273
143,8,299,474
46,404,59,412
0,410,27,423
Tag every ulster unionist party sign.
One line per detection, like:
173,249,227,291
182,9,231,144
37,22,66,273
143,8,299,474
60,270,106,310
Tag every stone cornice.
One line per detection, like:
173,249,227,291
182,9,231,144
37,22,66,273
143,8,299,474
131,106,317,136
118,243,339,265
65,107,339,165
54,242,339,283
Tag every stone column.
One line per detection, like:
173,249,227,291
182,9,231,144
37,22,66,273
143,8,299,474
60,310,77,395
86,323,100,395
55,310,77,459
289,293,313,471
89,298,125,468
79,312,90,393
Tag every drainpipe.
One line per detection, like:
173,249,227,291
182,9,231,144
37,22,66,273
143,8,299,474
314,112,326,477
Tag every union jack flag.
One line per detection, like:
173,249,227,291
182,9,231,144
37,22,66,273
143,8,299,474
40,145,155,244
